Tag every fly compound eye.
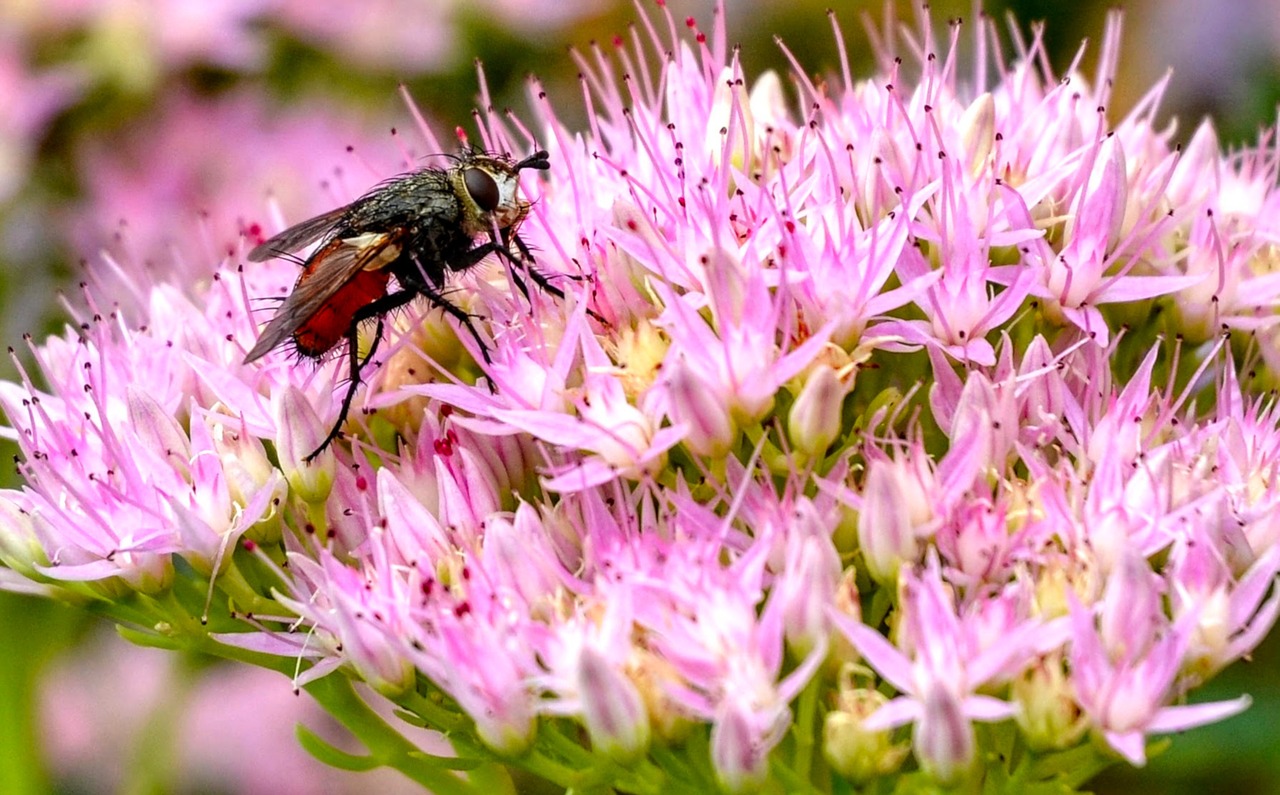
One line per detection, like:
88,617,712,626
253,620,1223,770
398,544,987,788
463,168,501,212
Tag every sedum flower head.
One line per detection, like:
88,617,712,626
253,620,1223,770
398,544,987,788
5,4,1280,792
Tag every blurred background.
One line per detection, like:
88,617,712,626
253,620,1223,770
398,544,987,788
0,0,1278,792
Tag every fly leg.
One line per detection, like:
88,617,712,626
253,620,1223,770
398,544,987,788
415,280,494,366
306,289,417,461
469,234,607,324
508,232,582,292
408,249,499,365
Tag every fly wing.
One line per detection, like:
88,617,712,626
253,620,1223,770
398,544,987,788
243,230,403,362
247,206,349,262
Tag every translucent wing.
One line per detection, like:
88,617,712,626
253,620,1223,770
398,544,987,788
243,231,403,362
247,206,349,262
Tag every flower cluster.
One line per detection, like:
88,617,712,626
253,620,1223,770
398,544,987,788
4,5,1280,792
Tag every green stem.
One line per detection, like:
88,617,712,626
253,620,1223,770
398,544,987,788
538,719,598,768
516,748,582,790
612,756,669,795
792,670,820,784
304,674,478,795
458,759,515,795
397,687,468,734
213,558,280,616
650,743,707,795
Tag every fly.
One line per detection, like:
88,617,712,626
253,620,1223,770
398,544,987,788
243,148,568,460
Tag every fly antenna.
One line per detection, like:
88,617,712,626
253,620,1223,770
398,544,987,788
516,150,551,171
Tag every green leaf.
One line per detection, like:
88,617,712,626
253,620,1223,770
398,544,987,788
295,722,381,772
405,749,486,771
116,623,185,652
1026,744,1114,789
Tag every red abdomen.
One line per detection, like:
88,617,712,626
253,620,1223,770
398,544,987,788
294,258,392,358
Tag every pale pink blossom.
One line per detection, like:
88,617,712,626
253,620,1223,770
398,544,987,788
2,4,1279,792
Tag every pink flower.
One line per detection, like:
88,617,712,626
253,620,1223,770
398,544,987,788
1069,585,1251,766
532,592,652,763
833,560,1067,782
4,3,1280,792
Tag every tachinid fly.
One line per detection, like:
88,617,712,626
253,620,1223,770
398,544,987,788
243,148,564,459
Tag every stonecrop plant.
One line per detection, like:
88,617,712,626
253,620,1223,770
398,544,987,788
4,3,1280,792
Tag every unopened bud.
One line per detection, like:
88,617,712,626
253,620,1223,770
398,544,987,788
823,675,908,782
127,387,191,472
667,356,736,457
579,647,651,763
788,364,847,457
858,457,931,586
711,703,772,793
209,414,286,543
915,684,974,786
778,505,841,655
274,386,335,504
958,93,995,176
628,648,693,743
0,495,47,577
1013,655,1086,751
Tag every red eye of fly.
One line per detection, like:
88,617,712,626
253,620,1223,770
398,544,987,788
463,168,500,211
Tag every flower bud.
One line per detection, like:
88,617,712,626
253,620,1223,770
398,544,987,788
858,456,931,586
347,619,416,699
114,550,175,595
787,364,847,458
778,505,841,655
1013,655,1086,751
472,698,537,757
823,674,908,782
915,684,974,786
1167,120,1219,207
749,70,790,161
579,647,651,763
274,386,335,504
0,494,47,577
627,648,693,743
209,414,286,543
127,387,190,473
958,92,996,177
209,415,272,502
666,355,736,457
1099,551,1161,661
711,703,773,793
1067,135,1128,248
